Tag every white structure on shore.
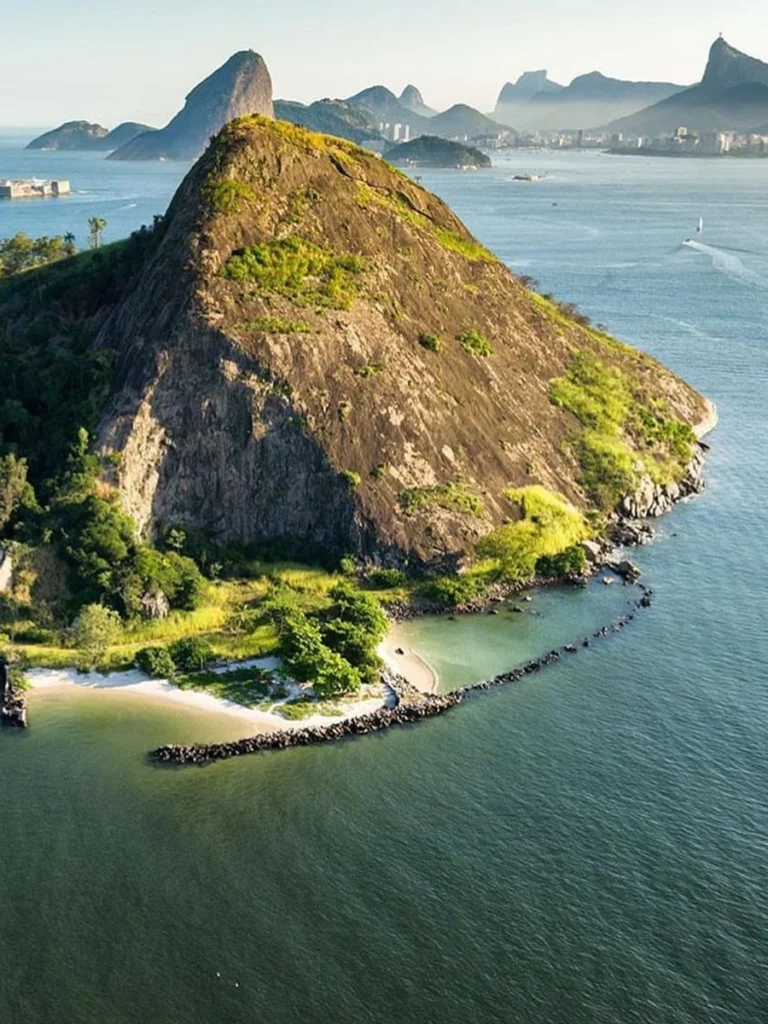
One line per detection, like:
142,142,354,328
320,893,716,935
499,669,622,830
0,179,70,199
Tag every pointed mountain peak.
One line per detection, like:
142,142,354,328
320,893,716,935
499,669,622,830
701,36,768,91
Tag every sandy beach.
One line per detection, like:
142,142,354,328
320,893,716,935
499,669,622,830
28,662,384,732
379,631,439,693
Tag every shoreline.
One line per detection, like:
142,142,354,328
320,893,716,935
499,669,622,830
27,665,385,732
378,633,439,693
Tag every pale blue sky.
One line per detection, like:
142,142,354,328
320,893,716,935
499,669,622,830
2,0,766,127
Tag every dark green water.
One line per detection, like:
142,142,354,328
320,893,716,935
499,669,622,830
2,152,767,1023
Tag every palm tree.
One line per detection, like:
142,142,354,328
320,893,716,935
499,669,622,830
88,217,107,250
63,232,76,257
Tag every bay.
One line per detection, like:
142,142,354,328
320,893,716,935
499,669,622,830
1,145,766,1024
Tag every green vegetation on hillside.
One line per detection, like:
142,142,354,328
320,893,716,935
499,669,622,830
549,349,696,508
224,237,364,309
477,486,588,580
399,481,484,517
457,329,493,357
0,232,76,278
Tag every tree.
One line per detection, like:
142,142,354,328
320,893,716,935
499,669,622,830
63,232,77,257
0,454,29,532
74,604,121,668
88,217,107,250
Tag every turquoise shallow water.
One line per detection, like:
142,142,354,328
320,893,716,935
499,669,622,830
1,146,768,1023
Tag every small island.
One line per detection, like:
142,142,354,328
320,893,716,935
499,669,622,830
384,135,491,169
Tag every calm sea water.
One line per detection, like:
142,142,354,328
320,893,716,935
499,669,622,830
1,142,767,1024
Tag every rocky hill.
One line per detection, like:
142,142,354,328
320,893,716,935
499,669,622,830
109,51,273,161
611,37,768,134
27,120,155,151
384,136,490,168
427,104,510,138
399,85,437,118
274,99,383,145
83,116,706,567
494,71,564,126
345,86,431,133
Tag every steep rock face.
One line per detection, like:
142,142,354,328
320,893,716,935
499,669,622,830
95,117,706,566
611,37,768,134
109,51,273,161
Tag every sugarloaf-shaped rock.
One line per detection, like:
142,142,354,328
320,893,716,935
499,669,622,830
109,51,273,161
95,117,706,565
611,37,768,134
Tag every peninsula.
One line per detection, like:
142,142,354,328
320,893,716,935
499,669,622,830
0,115,709,733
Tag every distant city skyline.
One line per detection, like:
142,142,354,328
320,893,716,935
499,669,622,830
1,0,766,127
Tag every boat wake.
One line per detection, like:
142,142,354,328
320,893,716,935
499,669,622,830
682,239,768,289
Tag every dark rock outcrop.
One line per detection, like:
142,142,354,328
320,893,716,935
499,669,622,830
1,661,27,729
93,115,708,567
109,51,273,161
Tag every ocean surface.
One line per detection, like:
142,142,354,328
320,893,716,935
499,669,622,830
1,136,767,1024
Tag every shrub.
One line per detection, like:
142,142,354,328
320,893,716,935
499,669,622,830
340,470,362,487
354,364,385,378
418,333,441,353
74,603,121,668
338,555,357,576
399,481,484,516
425,574,489,608
366,568,406,589
536,545,588,578
278,611,361,697
456,330,493,357
14,626,55,645
168,636,215,672
135,645,177,679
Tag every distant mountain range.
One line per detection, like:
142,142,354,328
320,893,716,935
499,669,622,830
109,51,273,161
26,37,768,167
342,86,509,138
27,120,155,151
610,37,768,134
495,71,683,130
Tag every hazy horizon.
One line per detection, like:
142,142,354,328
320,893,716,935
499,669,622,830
1,0,767,127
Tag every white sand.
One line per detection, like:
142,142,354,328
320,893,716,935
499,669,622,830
28,662,384,732
378,633,439,693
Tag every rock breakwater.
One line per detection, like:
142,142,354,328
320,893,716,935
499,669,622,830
1,661,28,729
